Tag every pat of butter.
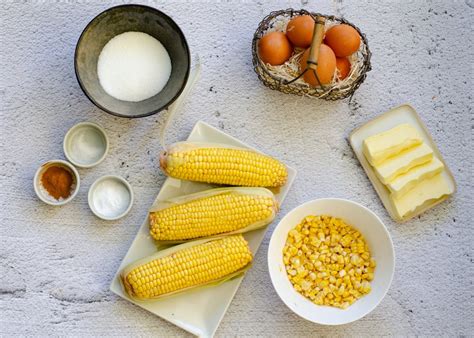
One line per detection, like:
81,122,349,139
374,143,433,184
387,157,444,198
363,124,423,166
392,173,452,218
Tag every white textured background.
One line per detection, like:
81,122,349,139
1,0,473,336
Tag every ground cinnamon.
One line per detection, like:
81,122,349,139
41,166,73,200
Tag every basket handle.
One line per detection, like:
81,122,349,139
306,16,326,71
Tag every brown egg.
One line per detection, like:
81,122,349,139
286,15,315,48
324,24,361,57
299,44,336,86
258,32,292,66
336,57,351,79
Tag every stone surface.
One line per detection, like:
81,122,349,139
1,0,473,336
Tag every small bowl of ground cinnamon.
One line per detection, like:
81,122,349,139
34,160,80,206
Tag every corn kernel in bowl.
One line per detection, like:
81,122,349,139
283,215,376,309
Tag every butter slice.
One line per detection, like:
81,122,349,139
392,173,452,218
363,124,423,166
374,143,433,184
387,157,444,198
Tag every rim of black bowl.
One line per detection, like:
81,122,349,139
74,4,191,118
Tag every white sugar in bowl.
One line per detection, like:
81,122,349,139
88,175,133,220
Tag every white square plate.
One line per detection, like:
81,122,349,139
110,121,296,337
349,104,456,222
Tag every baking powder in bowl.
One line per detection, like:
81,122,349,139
97,31,172,102
92,179,131,218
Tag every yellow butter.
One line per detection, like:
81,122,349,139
387,157,444,198
363,124,423,166
374,143,433,184
391,173,452,218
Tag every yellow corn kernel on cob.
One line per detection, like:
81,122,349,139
160,142,288,187
121,235,253,300
149,187,278,242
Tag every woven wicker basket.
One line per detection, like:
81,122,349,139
252,9,371,101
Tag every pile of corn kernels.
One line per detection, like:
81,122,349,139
283,215,376,309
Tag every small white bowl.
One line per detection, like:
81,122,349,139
88,175,133,220
268,198,395,325
34,160,80,206
63,122,109,168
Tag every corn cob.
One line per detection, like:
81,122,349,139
121,235,252,300
159,142,288,187
149,187,278,242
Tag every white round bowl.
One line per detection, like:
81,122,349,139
63,122,109,168
34,159,80,206
88,175,133,220
268,198,395,325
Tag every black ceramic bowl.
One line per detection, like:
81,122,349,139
75,5,190,118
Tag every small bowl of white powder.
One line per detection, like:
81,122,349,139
75,5,190,118
88,175,134,220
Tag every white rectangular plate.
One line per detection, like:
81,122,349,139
349,104,456,222
110,121,296,337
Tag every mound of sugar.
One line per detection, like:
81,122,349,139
97,31,172,102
